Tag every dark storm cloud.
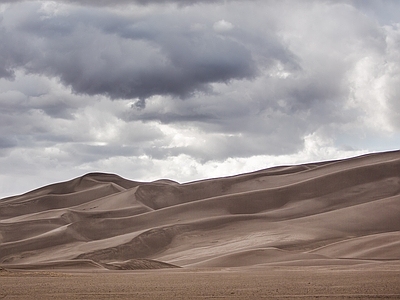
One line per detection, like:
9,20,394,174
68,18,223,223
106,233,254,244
65,0,224,6
0,0,226,6
0,2,264,102
0,27,29,80
37,102,76,119
1,0,400,199
0,90,77,120
0,136,17,149
116,0,399,160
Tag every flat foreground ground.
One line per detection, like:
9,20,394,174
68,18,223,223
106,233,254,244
1,265,400,299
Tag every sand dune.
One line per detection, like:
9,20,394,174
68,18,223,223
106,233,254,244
1,150,400,270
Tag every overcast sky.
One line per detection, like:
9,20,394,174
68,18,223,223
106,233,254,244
1,0,400,198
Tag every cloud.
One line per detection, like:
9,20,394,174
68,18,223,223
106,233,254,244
0,0,228,7
1,0,400,198
0,2,262,102
213,19,234,32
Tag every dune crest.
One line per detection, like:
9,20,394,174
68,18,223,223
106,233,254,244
1,150,400,270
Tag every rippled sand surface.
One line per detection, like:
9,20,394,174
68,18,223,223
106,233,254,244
1,151,400,298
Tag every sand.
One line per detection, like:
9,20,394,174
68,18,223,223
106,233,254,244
1,265,400,299
1,150,400,298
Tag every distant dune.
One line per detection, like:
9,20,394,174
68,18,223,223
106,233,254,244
1,150,400,270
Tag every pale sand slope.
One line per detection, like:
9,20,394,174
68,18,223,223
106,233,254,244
0,150,400,270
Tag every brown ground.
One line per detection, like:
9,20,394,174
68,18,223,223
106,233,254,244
1,150,400,298
1,265,400,299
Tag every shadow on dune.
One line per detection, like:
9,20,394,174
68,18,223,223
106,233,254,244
1,150,400,270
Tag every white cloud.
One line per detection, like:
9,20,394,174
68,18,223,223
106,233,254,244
213,19,234,32
0,0,399,198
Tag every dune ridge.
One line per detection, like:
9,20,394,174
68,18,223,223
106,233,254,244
1,150,399,269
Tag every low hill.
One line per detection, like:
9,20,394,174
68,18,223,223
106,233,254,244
1,150,399,270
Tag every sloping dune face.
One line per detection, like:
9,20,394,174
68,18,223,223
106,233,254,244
1,151,400,270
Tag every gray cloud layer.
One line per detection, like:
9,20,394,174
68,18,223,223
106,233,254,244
1,2,262,101
0,0,400,197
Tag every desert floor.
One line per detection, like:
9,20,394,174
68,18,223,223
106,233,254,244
1,264,400,299
2,151,400,299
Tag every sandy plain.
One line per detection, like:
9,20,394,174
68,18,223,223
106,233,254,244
1,150,400,299
1,265,400,299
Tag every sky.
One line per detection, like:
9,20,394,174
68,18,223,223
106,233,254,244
1,0,400,198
